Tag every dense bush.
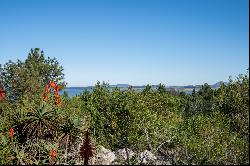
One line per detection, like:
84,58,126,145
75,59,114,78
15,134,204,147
81,82,182,152
0,49,249,165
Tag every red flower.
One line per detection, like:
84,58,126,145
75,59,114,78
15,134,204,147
80,131,94,165
55,85,60,93
49,81,56,89
50,148,56,159
54,85,61,107
45,84,49,93
57,99,61,107
9,128,14,140
0,87,5,101
43,85,49,102
43,95,49,102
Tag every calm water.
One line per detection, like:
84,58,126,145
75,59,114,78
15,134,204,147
60,87,129,97
60,87,193,97
59,87,90,97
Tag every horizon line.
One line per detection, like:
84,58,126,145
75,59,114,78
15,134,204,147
65,81,227,88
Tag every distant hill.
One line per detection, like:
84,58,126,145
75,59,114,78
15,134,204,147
110,84,131,88
67,81,228,92
63,81,229,97
211,81,228,89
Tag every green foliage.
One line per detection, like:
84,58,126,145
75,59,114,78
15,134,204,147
22,103,57,141
182,83,215,117
178,71,249,165
214,72,249,140
157,83,166,93
0,51,249,165
0,134,13,164
142,84,152,94
81,82,182,154
178,111,248,165
0,48,64,101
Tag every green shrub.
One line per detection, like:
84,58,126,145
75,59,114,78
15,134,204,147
178,110,248,165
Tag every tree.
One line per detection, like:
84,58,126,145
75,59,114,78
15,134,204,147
157,83,166,93
0,48,65,101
143,84,152,94
197,83,214,113
214,72,249,140
191,88,196,98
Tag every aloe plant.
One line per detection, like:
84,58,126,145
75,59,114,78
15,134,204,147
22,103,57,141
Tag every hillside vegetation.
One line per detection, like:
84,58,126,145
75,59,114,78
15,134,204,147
0,49,249,165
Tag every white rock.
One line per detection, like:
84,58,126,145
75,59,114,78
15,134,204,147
139,150,157,164
94,146,116,165
117,148,135,160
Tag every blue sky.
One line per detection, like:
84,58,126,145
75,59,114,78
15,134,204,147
0,0,249,86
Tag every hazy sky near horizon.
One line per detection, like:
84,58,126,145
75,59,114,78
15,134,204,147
0,0,249,86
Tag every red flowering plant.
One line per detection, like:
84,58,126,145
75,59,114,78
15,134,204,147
54,85,62,108
0,86,5,101
9,127,14,140
49,81,56,89
43,85,49,102
50,148,56,159
49,147,57,164
20,81,64,141
43,81,63,108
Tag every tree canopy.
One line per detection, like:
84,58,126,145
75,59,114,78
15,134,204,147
0,48,65,101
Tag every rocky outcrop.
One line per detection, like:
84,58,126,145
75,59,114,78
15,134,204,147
72,142,175,165
91,146,177,165
116,148,135,160
139,150,157,164
90,146,116,165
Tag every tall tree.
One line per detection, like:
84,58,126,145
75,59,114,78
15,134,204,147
157,83,166,93
0,48,65,101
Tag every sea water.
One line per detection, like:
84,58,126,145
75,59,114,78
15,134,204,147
60,87,193,98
